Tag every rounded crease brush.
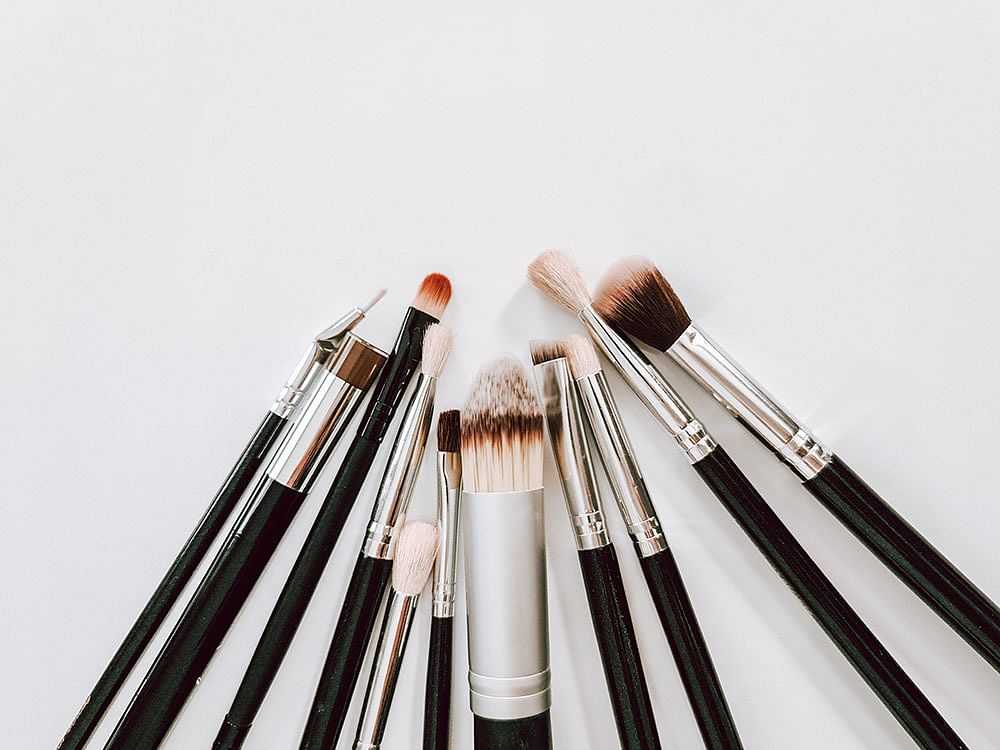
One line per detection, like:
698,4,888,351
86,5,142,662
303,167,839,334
563,332,744,750
204,274,451,750
102,332,387,750
422,410,462,750
530,340,663,750
57,294,385,750
528,250,969,750
353,521,439,750
594,256,1000,673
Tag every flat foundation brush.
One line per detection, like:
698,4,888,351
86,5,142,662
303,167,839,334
529,250,969,750
58,295,384,750
103,333,387,750
422,410,462,750
530,341,662,750
595,256,1000,673
352,521,439,750
462,358,552,750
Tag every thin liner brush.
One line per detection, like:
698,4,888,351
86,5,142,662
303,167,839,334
462,358,551,750
530,341,662,750
103,333,387,750
595,256,1000,673
529,250,969,750
422,410,462,750
58,294,383,750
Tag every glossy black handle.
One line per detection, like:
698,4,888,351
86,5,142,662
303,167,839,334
577,545,662,750
805,455,1000,672
693,446,968,750
297,555,393,750
638,546,742,750
423,616,454,750
103,478,308,750
474,711,552,750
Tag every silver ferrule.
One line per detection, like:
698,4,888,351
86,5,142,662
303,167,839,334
533,359,610,551
362,375,436,559
432,452,462,617
575,371,668,557
668,324,832,479
353,591,420,750
580,307,717,463
268,333,385,492
463,488,550,721
270,307,367,418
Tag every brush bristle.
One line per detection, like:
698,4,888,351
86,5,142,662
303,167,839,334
412,273,453,318
461,357,544,493
392,521,439,595
527,250,592,313
564,334,602,378
361,288,387,314
437,410,461,453
594,257,691,351
421,324,453,378
528,339,566,365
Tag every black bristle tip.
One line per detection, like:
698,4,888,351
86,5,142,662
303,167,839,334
594,259,691,351
436,410,461,452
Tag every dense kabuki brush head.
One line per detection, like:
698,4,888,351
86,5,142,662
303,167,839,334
421,324,453,378
564,334,602,379
527,250,593,313
460,358,545,493
436,410,461,453
528,340,567,366
594,257,692,351
392,521,439,596
413,273,454,319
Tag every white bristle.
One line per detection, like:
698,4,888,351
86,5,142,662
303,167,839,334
564,334,602,378
527,250,592,313
421,324,453,378
392,521,439,595
361,288,387,314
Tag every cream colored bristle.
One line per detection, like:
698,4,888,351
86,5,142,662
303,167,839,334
527,250,592,313
392,521,439,596
564,334,602,379
421,324,453,378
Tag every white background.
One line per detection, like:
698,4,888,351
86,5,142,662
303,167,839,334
3,1,999,748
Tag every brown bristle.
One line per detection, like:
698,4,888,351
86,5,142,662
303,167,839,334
594,257,691,351
412,273,453,319
528,339,566,365
527,250,592,313
436,410,461,453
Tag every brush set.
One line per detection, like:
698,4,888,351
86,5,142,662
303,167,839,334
57,255,997,750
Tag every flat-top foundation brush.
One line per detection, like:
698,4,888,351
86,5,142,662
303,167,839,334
462,358,552,750
529,250,968,750
594,256,1000,673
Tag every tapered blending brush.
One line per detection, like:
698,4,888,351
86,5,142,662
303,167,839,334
594,256,1000,673
461,358,552,750
103,333,387,750
58,295,384,750
422,410,462,750
353,521,439,750
563,333,742,750
528,250,969,750
295,323,453,750
530,341,662,750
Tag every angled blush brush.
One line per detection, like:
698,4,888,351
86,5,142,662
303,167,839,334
462,358,552,750
58,295,384,750
594,256,1000,673
530,341,662,750
103,333,387,750
422,410,462,750
529,250,969,750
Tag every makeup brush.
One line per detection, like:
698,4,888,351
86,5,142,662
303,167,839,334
353,521,439,750
529,250,969,750
462,358,551,750
422,409,462,750
564,333,741,750
530,341,662,750
594,256,1000,673
103,333,387,750
296,323,453,750
58,295,384,750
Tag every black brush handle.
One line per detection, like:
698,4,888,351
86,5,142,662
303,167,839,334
577,545,662,750
59,410,286,750
474,712,552,750
103,478,307,750
638,546,742,750
805,455,1000,672
423,616,454,750
693,446,968,750
298,555,393,750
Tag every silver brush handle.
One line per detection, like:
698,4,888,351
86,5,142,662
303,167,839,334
432,453,462,617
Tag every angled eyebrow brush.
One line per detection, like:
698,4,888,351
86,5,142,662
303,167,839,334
529,250,969,750
594,256,1000,673
57,294,383,750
